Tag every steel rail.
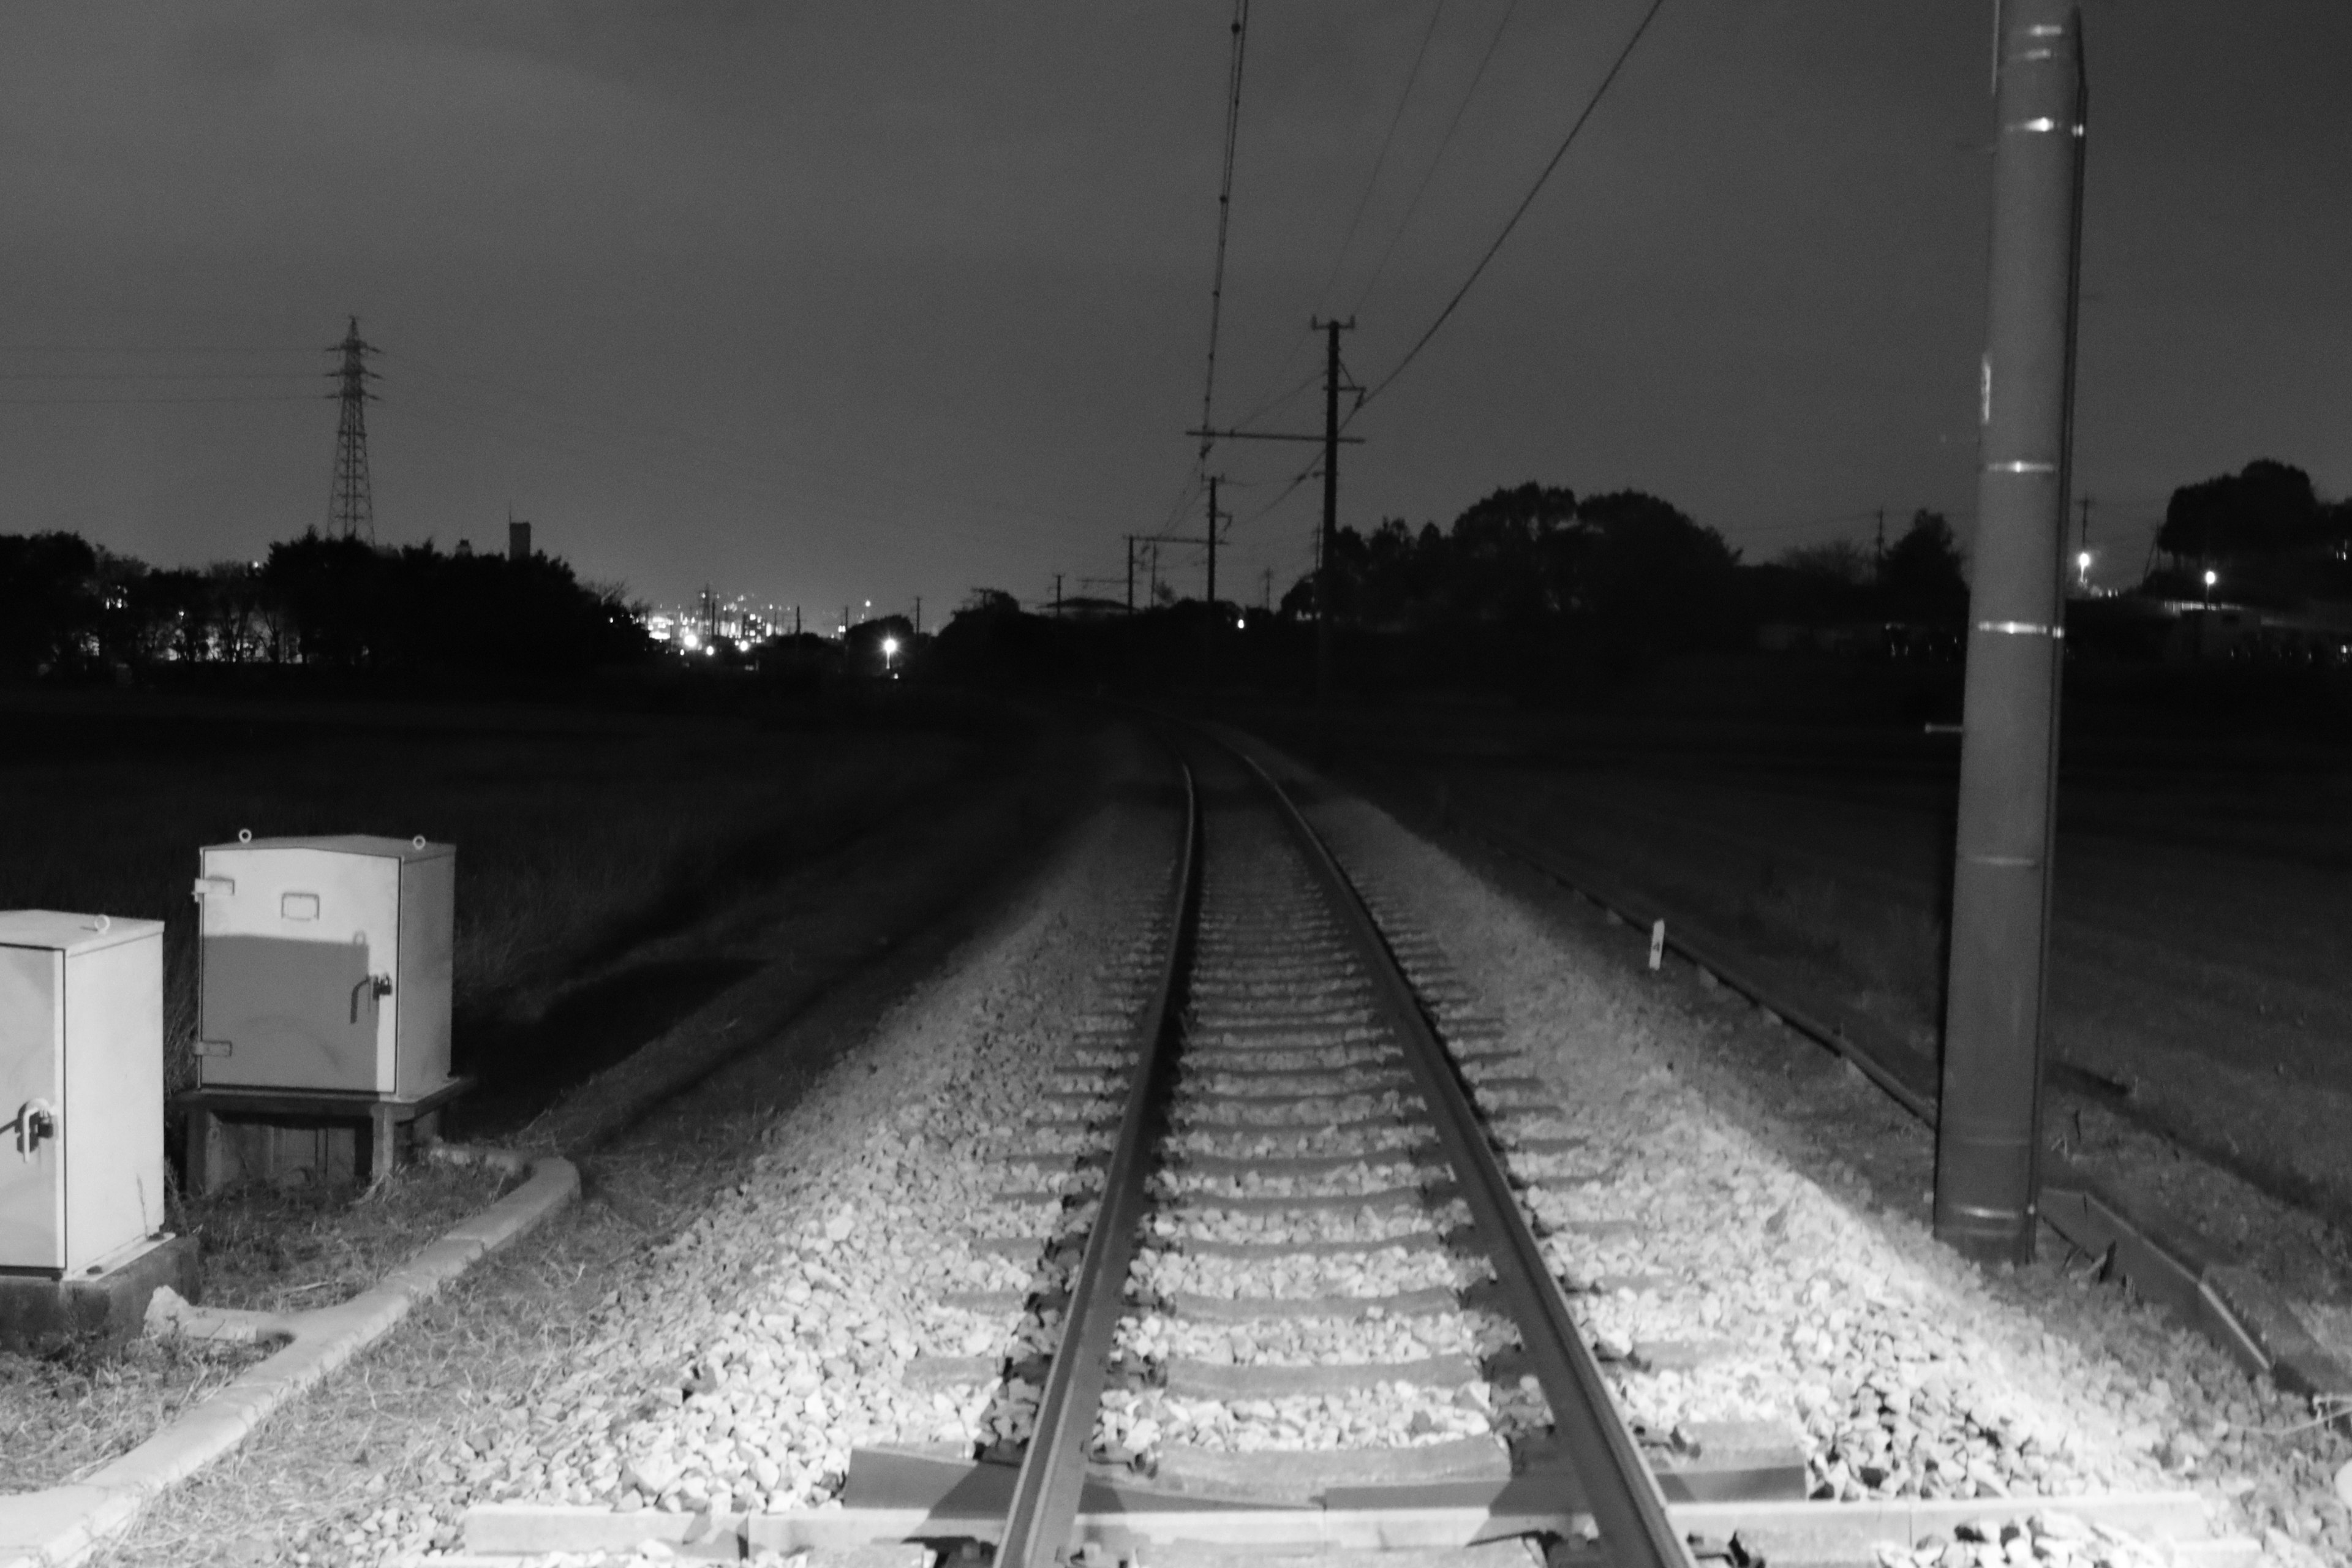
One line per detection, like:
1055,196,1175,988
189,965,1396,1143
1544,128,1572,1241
1231,744,1695,1568
998,756,1202,1568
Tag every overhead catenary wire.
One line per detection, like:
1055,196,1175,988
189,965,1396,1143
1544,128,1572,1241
1314,2,1449,317
1219,2,1455,450
1193,0,1254,473
1350,0,1522,320
1359,0,1670,410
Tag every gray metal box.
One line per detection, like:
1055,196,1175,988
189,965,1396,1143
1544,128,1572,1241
0,911,168,1277
194,835,455,1098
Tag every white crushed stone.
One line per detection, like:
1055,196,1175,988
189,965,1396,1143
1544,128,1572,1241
1304,786,2346,1564
454,801,1178,1518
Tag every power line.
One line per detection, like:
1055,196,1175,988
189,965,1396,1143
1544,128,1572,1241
1194,0,1253,472
0,393,320,405
1229,2,1450,431
0,371,319,382
1310,1,1447,321
0,344,318,356
1351,0,1521,319
1360,0,1669,410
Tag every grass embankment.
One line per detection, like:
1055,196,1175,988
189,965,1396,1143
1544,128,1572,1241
0,687,1014,1490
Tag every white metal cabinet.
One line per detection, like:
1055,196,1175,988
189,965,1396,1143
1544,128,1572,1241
0,911,166,1277
194,835,454,1098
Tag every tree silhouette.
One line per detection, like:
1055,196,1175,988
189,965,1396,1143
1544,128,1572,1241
1880,510,1969,622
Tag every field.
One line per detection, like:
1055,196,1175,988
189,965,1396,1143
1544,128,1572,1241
0,687,1005,1109
1232,659,2352,1236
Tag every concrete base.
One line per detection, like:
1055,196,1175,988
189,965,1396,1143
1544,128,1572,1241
176,1076,473,1194
0,1233,200,1355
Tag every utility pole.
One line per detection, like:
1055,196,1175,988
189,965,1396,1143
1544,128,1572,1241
1054,573,1063,614
326,316,377,540
1935,0,2086,1268
1205,475,1223,608
794,606,802,638
1183,325,1362,677
1125,537,1137,612
842,605,851,640
1875,508,1887,576
1261,568,1272,612
1313,317,1354,695
913,596,922,636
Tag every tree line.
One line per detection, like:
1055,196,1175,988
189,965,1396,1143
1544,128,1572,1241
933,483,1973,695
0,529,647,682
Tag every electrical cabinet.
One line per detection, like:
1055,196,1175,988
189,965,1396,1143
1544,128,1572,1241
194,835,454,1098
0,911,167,1277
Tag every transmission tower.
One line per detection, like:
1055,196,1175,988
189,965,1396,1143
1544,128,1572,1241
327,316,378,539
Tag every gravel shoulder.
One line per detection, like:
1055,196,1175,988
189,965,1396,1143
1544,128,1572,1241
1234,739,2348,1568
78,720,1162,1566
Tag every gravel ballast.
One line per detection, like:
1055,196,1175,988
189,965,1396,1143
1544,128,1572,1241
1290,769,2344,1568
429,794,1183,1524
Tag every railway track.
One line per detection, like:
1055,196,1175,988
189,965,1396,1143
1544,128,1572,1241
440,729,2261,1567
979,729,1689,1567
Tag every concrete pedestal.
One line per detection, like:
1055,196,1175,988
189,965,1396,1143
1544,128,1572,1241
0,1233,201,1354
175,1076,473,1194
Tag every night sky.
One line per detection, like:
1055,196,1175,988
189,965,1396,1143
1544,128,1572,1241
3,2,2346,625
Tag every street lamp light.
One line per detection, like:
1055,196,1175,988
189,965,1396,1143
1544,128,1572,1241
2202,567,2218,605
881,635,900,674
2076,549,2092,587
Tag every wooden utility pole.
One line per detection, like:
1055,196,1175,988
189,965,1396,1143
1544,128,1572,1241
1935,0,2086,1267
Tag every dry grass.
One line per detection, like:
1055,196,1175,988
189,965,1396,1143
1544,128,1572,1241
0,696,984,1096
1733,864,1947,1039
173,1161,517,1314
0,1335,274,1492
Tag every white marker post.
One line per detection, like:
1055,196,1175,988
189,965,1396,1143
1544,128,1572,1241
1648,919,1665,973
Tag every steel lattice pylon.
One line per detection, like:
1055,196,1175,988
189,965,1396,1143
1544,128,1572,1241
328,316,377,540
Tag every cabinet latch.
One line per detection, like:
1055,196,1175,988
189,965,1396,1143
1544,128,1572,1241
9,1098,57,1159
350,973,394,1023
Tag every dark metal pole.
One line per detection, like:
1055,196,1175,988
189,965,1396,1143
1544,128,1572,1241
1205,475,1219,608
1935,0,2086,1267
1316,320,1343,695
1126,536,1136,612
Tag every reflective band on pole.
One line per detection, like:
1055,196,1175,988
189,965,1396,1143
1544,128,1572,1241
1976,620,2064,638
1986,460,2059,473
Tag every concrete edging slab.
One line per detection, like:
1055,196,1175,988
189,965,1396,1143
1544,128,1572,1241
0,1155,578,1568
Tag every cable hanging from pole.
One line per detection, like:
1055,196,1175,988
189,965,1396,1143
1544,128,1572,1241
1360,0,1668,411
1194,0,1253,473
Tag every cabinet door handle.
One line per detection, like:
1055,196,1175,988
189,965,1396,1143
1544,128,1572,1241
9,1098,58,1159
350,973,394,1023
